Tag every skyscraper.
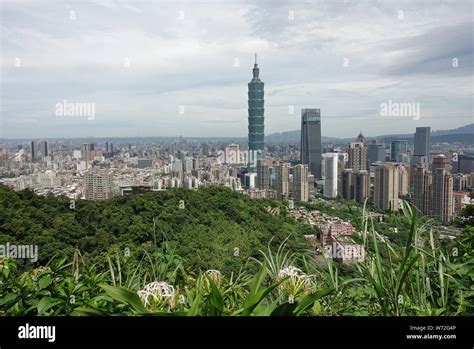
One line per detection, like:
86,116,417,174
340,169,369,204
323,153,338,198
432,155,453,222
390,140,407,162
414,127,431,157
30,141,36,160
368,140,385,164
413,164,432,215
293,164,309,202
256,159,269,190
374,163,400,211
247,54,265,173
433,154,450,172
432,168,453,222
300,109,322,179
275,163,290,200
348,133,368,171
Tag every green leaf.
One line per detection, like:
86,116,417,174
37,297,62,314
0,293,18,306
208,277,224,315
38,275,52,290
99,283,147,314
270,302,297,316
294,287,334,315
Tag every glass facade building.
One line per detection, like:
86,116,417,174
247,54,265,173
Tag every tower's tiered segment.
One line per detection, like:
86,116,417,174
247,54,265,173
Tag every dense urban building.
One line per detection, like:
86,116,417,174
275,163,290,200
413,164,433,215
414,127,431,157
323,153,338,198
374,163,400,211
293,164,309,202
347,133,368,171
390,140,407,162
300,108,322,179
368,140,385,164
84,169,114,201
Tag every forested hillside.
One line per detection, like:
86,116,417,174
0,184,310,274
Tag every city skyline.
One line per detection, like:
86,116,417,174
1,0,472,139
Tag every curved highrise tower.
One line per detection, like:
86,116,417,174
247,53,265,173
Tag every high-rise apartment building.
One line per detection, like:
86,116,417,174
275,163,290,200
374,163,400,211
323,153,338,198
432,168,453,222
293,164,309,202
354,171,370,204
433,154,450,172
413,164,432,215
340,169,369,204
348,133,368,171
247,54,265,172
300,109,322,179
432,155,453,222
84,169,114,201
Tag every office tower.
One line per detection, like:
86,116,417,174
275,163,290,200
390,140,407,162
323,153,338,198
368,140,385,164
256,159,269,190
432,168,453,222
225,144,240,164
374,163,400,211
413,164,432,215
109,143,114,156
84,169,114,201
293,164,309,202
301,109,322,179
30,141,36,160
105,141,109,153
354,171,370,204
433,154,450,171
38,140,48,157
348,133,368,171
247,54,265,172
414,127,431,157
455,155,474,174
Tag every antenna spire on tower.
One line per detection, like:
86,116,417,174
255,52,257,65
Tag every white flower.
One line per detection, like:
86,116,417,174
137,281,175,307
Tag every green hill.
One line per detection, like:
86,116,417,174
0,184,310,275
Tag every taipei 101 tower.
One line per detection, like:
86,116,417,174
247,53,265,173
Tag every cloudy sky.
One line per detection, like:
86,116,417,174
1,0,473,139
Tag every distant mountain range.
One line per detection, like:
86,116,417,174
266,124,474,144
